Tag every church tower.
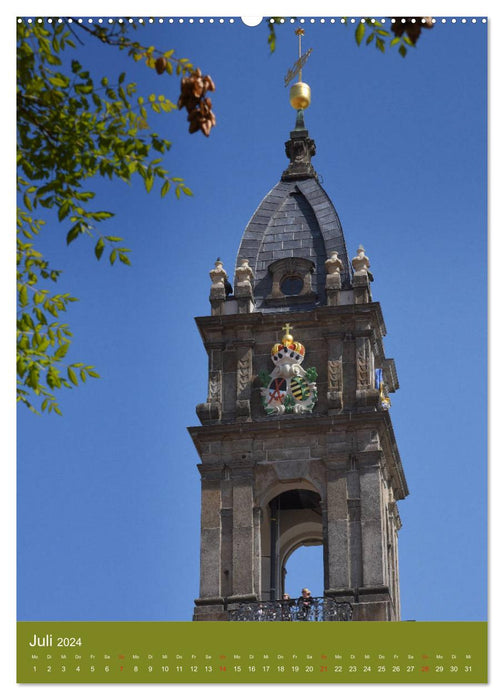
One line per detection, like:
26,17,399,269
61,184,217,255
189,44,408,622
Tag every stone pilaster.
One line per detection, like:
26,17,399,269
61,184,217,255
359,459,386,589
196,342,224,423
236,344,253,420
229,473,256,602
327,335,344,412
324,458,351,594
193,477,226,620
355,334,378,407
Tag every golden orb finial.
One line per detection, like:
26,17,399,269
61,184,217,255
286,28,312,110
282,322,294,344
289,82,311,110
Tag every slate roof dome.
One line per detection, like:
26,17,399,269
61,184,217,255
235,110,351,311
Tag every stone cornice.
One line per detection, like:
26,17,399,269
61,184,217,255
194,302,388,343
188,410,408,501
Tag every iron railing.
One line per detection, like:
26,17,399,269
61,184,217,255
229,597,353,622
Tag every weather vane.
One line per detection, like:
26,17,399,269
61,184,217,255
284,28,313,87
284,28,313,111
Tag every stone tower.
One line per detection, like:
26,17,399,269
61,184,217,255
189,96,408,622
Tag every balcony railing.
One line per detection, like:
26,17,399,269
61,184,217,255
229,597,353,622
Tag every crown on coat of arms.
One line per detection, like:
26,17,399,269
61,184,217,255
271,324,305,362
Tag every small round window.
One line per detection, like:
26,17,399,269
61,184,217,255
281,275,304,296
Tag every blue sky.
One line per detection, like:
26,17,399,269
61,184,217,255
16,13,487,623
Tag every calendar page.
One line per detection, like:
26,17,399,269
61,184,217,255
16,9,488,686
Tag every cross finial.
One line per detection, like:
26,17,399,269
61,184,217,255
295,28,304,79
284,29,313,88
282,322,293,335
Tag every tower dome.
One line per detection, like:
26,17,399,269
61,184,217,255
235,110,351,310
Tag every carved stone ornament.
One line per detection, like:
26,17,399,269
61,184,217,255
281,125,317,181
325,251,343,290
352,246,373,280
325,251,343,275
209,258,228,300
234,258,254,298
259,324,318,415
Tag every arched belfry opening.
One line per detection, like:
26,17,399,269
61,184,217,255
189,67,408,622
264,488,322,601
283,543,324,600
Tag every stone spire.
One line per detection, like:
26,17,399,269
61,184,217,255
281,29,317,181
281,109,318,181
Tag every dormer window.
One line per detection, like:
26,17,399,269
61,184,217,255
281,275,304,296
266,257,316,306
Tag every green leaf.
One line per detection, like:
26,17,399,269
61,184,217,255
19,285,28,307
95,237,105,260
144,172,154,193
49,75,68,87
58,201,71,221
67,367,78,386
54,342,70,360
355,22,366,45
66,223,82,245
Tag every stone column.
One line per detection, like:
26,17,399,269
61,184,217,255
228,472,256,603
359,460,386,588
324,459,352,595
193,477,225,619
253,506,262,602
199,479,222,597
388,500,402,620
346,463,364,591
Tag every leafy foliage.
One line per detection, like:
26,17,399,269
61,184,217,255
266,17,288,53
267,16,433,58
16,18,197,413
351,17,431,57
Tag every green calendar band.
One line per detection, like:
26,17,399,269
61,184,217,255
17,620,487,684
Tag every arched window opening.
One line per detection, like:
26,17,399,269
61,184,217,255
283,543,324,600
280,274,304,296
264,488,322,601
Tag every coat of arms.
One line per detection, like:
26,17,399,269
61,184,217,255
260,324,318,415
